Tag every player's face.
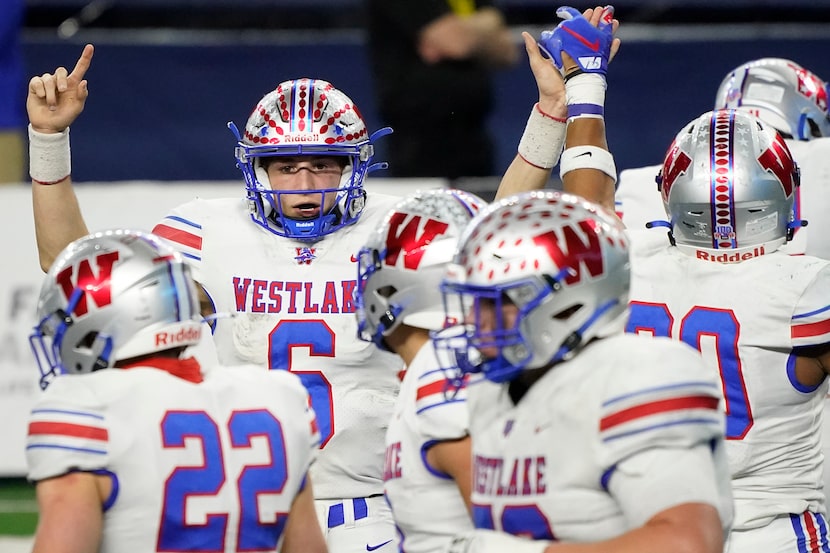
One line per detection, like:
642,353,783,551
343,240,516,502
466,296,519,359
265,156,344,219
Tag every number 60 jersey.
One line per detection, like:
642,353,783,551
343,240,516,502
26,363,320,552
627,230,830,532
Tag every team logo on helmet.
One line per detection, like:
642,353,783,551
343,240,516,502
55,251,119,316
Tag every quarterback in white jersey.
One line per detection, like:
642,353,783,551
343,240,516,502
627,110,830,552
28,46,401,553
432,192,733,553
26,230,324,553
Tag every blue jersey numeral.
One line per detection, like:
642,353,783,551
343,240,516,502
268,319,335,446
627,302,753,439
158,410,290,551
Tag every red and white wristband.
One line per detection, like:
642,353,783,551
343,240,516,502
29,124,71,185
517,103,567,169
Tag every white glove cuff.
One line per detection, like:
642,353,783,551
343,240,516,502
29,125,71,185
565,73,607,120
447,530,551,553
559,145,617,183
517,103,567,169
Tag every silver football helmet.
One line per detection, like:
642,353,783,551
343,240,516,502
29,229,203,389
355,188,486,351
658,109,801,260
715,58,830,140
432,190,630,384
229,78,391,241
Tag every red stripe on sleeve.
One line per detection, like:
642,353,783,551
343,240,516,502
600,395,719,431
416,380,446,401
28,421,108,441
152,224,203,251
791,317,830,339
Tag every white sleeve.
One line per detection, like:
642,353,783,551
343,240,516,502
608,443,734,531
26,377,111,482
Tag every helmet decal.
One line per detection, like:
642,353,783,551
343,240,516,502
55,250,119,316
384,213,450,271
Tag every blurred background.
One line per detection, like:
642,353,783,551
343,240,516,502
10,0,830,190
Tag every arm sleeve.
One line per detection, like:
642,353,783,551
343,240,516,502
152,200,206,282
415,369,469,441
26,377,111,482
597,338,725,467
609,443,734,530
791,263,830,348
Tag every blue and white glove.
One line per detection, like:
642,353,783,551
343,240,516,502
539,5,615,76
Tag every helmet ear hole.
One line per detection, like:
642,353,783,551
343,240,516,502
552,304,582,321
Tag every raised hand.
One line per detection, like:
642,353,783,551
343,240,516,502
539,6,619,76
521,31,567,119
27,44,94,134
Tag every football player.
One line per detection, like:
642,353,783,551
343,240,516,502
626,109,830,552
26,229,324,553
27,47,403,552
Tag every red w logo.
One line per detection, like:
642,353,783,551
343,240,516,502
55,251,120,316
532,219,604,285
660,141,692,203
794,66,828,112
384,212,449,270
757,133,797,197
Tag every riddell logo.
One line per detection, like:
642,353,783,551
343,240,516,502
155,326,201,346
283,134,321,143
696,246,765,263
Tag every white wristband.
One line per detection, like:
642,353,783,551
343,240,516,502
559,145,617,183
29,124,71,185
566,73,607,120
446,529,550,553
517,104,567,169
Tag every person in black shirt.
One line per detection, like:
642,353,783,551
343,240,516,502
366,0,518,179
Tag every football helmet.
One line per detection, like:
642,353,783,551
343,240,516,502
355,188,486,351
29,229,203,389
714,58,830,140
230,78,391,241
658,109,801,260
432,190,630,384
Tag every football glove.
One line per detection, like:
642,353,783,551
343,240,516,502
539,5,615,76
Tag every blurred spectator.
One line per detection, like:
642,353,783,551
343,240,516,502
0,0,25,184
366,0,518,180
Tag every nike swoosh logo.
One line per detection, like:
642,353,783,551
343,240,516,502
366,540,393,551
350,254,359,262
563,27,600,51
576,151,593,158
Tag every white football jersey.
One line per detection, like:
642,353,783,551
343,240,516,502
26,363,319,553
152,194,403,499
467,334,733,541
628,230,830,530
616,136,830,259
384,342,472,553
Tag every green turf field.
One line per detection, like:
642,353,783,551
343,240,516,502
0,478,37,536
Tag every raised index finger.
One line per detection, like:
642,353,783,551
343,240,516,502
69,44,95,80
